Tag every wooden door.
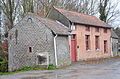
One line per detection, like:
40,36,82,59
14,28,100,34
71,34,77,62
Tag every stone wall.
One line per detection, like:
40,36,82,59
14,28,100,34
56,35,71,67
8,15,55,71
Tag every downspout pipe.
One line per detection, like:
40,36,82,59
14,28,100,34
54,34,58,67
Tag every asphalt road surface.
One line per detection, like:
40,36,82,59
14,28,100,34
1,58,120,79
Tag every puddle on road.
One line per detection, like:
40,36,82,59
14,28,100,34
21,72,54,79
21,75,51,79
21,72,75,79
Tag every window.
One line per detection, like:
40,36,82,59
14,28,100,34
86,26,90,31
95,36,100,50
104,40,108,53
85,35,90,50
95,27,99,32
71,34,76,39
104,28,107,33
37,55,47,64
29,47,32,52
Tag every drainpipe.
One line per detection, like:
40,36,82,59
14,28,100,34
54,34,58,67
68,22,72,61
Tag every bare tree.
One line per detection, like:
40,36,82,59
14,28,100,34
0,0,20,30
75,0,98,15
99,0,120,24
22,0,34,16
35,0,59,17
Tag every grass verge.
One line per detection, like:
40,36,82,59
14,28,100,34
0,64,57,75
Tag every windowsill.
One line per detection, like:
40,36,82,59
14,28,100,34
86,30,90,32
104,52,108,54
96,49,100,51
86,49,91,51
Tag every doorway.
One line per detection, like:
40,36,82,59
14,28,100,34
71,34,77,62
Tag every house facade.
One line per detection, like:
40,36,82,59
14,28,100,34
8,13,71,71
48,7,112,61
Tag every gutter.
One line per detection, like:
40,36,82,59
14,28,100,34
54,34,58,67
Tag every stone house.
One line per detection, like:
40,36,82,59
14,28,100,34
111,29,119,56
48,7,112,61
8,13,71,71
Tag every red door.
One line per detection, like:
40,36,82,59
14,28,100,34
71,34,77,62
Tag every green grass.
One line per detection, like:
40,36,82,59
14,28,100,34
0,64,57,75
0,72,16,75
47,64,56,70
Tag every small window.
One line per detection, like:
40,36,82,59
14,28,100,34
85,35,90,50
95,27,99,32
15,29,18,44
104,28,107,33
29,47,32,52
86,26,90,31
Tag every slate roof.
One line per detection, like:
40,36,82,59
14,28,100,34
111,29,119,39
54,7,111,28
37,16,69,35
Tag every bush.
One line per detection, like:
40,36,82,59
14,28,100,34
0,57,8,72
17,66,33,71
0,57,3,62
47,64,56,70
17,65,46,71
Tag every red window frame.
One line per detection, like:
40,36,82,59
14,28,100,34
86,26,90,31
95,27,99,32
85,35,90,50
104,28,107,33
95,36,100,50
104,40,108,53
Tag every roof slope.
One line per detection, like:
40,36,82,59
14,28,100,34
54,7,110,28
37,16,69,35
12,13,69,35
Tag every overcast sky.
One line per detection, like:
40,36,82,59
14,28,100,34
113,0,120,27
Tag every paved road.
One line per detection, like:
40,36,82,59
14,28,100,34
1,58,120,79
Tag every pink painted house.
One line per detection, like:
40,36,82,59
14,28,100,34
48,7,112,61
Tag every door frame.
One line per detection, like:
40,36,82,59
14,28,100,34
71,34,77,62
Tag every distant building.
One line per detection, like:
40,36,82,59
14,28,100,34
114,27,120,52
111,29,119,56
